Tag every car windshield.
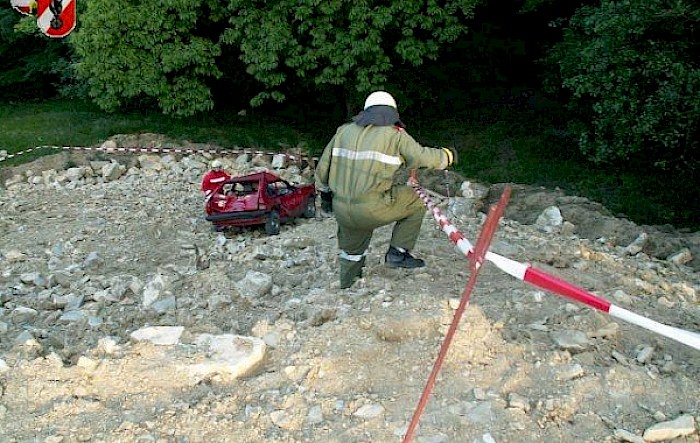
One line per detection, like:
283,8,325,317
224,180,259,197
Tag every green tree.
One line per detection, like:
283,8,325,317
71,0,223,116
545,0,700,170
221,0,481,108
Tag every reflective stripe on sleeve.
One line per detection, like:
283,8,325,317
210,177,227,183
339,250,367,262
332,148,402,166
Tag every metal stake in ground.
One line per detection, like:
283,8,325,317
402,185,512,443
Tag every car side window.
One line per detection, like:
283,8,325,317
268,180,290,196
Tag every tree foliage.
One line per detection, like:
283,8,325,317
71,0,223,116
220,0,481,107
545,0,700,170
0,5,69,99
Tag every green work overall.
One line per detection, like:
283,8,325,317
333,186,426,288
315,120,449,288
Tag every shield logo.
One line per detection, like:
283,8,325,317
36,0,76,38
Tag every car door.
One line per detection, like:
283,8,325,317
270,179,302,217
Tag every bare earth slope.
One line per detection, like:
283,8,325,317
0,147,698,443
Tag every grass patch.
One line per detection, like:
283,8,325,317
0,99,324,165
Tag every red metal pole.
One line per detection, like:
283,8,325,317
402,185,511,443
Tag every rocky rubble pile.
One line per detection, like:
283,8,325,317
0,147,698,443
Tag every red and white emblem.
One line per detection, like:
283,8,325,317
11,0,37,15
36,0,75,38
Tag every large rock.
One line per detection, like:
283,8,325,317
642,415,696,442
130,326,185,345
102,161,124,182
236,271,273,297
184,334,266,380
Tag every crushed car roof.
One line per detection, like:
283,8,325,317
223,171,284,183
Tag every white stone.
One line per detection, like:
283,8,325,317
306,405,324,425
460,181,488,199
96,337,121,354
557,363,584,380
137,155,163,171
612,289,632,304
102,162,123,182
64,167,85,182
142,274,168,307
3,249,27,262
624,232,648,255
642,415,696,442
270,410,299,430
186,334,266,380
667,248,692,266
20,272,42,285
100,139,118,150
473,433,497,443
284,365,311,382
82,252,104,270
589,322,619,339
271,154,287,169
507,393,530,412
59,310,87,323
181,156,207,170
4,174,23,187
535,206,563,233
130,326,184,345
77,356,98,371
236,271,273,297
550,330,591,351
636,346,654,364
11,306,39,323
448,197,478,219
613,428,645,443
353,403,385,419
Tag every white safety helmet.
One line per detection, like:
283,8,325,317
364,91,397,110
211,159,223,170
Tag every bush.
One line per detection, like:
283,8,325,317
545,0,700,171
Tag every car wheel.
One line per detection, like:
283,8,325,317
303,196,316,218
265,210,281,235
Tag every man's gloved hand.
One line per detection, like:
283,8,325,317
320,191,333,213
441,147,459,168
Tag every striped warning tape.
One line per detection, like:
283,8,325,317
0,145,318,164
410,176,700,352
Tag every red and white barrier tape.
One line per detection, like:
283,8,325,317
0,145,317,164
410,178,700,352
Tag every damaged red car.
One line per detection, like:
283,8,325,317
205,171,316,235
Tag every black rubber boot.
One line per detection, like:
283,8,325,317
385,246,425,269
340,257,365,289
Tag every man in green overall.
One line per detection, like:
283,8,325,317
315,91,457,289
